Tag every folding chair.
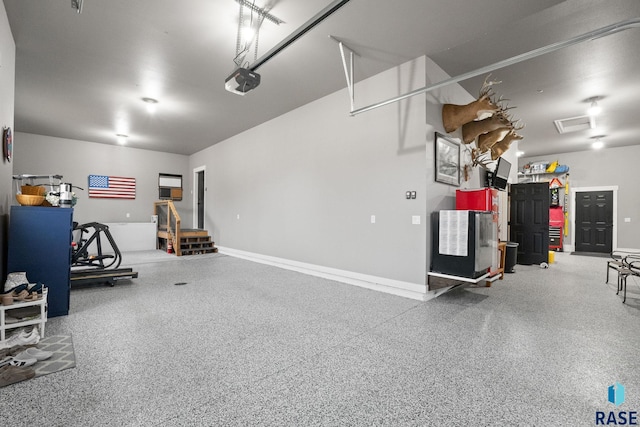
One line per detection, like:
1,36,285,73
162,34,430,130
606,251,628,285
616,255,640,303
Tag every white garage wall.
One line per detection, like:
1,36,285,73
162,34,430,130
192,57,428,286
11,133,191,225
189,56,487,289
1,3,16,282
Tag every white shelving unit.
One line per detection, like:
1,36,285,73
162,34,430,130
517,171,568,183
0,288,48,341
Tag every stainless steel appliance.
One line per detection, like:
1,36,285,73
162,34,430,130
431,210,495,279
59,182,73,208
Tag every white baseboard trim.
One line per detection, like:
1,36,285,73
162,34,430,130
615,247,640,253
217,246,444,302
564,246,640,254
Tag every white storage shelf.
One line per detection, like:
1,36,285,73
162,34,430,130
517,171,568,183
0,288,48,341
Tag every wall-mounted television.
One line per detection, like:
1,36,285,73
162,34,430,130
492,157,511,190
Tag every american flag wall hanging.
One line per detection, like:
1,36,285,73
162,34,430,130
88,175,136,199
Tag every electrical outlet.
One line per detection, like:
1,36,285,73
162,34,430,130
412,215,421,225
371,215,376,224
406,191,411,199
237,214,240,220
410,191,416,199
625,217,631,222
126,213,130,218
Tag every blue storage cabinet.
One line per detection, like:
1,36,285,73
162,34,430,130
7,206,73,317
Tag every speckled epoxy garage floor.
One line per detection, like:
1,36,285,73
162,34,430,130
1,251,639,426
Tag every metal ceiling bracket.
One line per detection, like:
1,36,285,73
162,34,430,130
330,36,360,112
234,0,284,25
349,18,640,116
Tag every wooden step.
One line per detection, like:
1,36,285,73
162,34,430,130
180,246,218,255
157,228,209,239
179,228,210,238
179,235,217,255
157,228,217,256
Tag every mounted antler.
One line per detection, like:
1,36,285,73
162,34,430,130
471,147,494,169
490,130,524,160
442,97,499,133
476,115,525,152
461,111,511,144
479,74,502,97
477,126,512,153
511,120,525,132
441,74,502,133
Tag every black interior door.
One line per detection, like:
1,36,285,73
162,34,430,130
197,170,205,229
510,183,549,265
575,191,613,253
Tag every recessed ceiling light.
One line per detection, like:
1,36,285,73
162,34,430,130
587,101,602,116
586,96,603,116
591,135,605,150
116,134,128,144
142,97,159,113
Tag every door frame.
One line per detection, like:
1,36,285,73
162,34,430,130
192,165,206,229
569,185,618,253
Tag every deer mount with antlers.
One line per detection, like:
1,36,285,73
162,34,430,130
441,74,524,175
441,75,502,133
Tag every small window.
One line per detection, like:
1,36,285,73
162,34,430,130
159,173,182,201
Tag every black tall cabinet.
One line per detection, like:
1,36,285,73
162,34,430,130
7,206,73,317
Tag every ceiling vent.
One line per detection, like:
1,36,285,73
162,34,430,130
553,115,596,134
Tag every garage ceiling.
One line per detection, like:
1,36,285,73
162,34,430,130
4,0,640,158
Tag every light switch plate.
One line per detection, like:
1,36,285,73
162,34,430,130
371,215,376,224
412,215,421,225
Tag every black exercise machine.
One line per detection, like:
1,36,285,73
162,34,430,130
70,221,138,287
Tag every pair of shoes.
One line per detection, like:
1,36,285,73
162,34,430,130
16,291,40,302
0,344,33,359
27,282,44,294
18,329,40,344
0,365,35,387
0,328,40,350
8,353,37,368
2,272,29,294
0,289,40,304
21,347,52,361
0,343,51,370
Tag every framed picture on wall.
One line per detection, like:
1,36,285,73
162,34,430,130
434,132,460,186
